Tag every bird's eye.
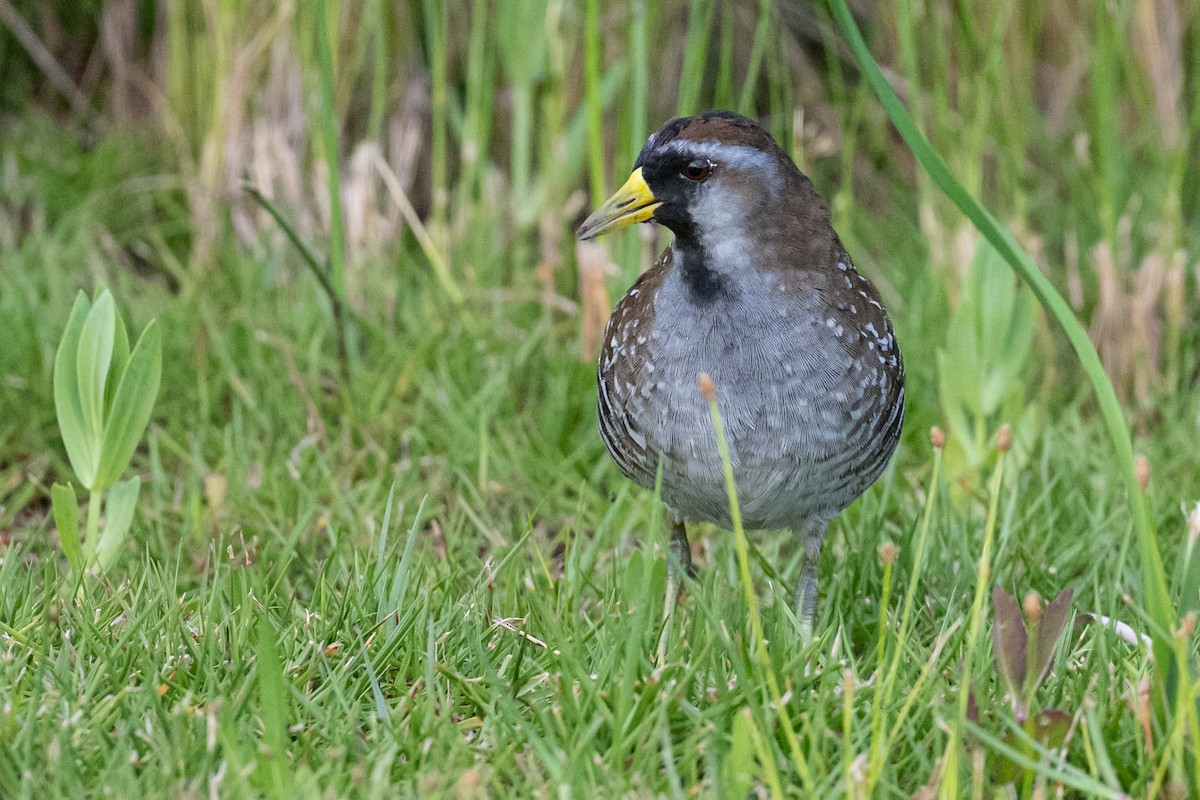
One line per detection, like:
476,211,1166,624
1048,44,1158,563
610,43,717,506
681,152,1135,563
682,159,712,182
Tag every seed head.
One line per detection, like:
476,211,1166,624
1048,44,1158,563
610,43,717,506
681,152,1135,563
1178,611,1196,640
697,372,717,402
930,426,945,450
1134,455,1150,491
1023,591,1042,624
996,423,1012,453
878,541,898,566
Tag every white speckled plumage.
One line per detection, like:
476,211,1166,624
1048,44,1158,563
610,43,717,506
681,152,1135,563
584,111,905,640
598,243,902,532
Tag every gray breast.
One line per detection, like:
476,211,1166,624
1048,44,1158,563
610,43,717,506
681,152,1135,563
598,251,903,531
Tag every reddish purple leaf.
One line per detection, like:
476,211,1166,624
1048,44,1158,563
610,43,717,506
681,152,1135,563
1031,588,1074,690
991,585,1027,699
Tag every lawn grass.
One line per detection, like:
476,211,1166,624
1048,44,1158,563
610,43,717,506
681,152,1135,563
3,0,1200,794
2,113,1198,797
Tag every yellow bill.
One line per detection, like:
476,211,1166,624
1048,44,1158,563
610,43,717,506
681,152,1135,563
576,167,662,240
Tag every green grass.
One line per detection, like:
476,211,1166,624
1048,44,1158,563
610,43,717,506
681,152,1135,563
1,116,1198,797
2,0,1200,795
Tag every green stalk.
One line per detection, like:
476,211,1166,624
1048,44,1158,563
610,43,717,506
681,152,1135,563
892,0,935,242
829,0,1176,710
736,0,773,115
365,0,388,142
424,0,448,246
509,77,533,282
537,0,567,344
627,0,649,275
766,22,793,155
866,540,896,788
1090,1,1122,248
713,8,735,110
83,490,102,564
870,443,942,791
511,84,533,222
628,0,647,161
315,0,346,297
842,669,857,796
875,553,894,673
943,440,1007,796
677,0,716,116
702,375,813,791
741,708,785,800
584,0,606,206
463,0,490,205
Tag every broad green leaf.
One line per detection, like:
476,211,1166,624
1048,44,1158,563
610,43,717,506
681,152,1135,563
77,291,116,446
937,237,1039,512
94,320,161,491
105,306,131,416
51,482,81,571
379,495,426,636
96,476,139,571
53,292,97,488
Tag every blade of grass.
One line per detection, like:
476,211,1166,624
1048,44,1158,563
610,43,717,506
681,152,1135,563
583,0,607,207
828,0,1177,711
423,0,448,249
742,707,785,800
255,611,293,799
677,0,717,116
242,184,358,383
628,0,647,165
871,433,944,790
943,431,1008,796
369,155,464,305
735,0,773,115
315,0,346,299
699,372,812,791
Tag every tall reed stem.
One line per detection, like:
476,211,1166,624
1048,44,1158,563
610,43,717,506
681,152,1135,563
829,0,1176,711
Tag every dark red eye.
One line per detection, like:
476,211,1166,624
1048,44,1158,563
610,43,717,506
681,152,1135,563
682,159,712,182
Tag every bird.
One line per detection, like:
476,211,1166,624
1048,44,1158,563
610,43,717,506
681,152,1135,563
576,111,904,647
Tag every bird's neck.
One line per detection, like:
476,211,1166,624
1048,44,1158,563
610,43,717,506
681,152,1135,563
670,208,776,305
670,235,730,304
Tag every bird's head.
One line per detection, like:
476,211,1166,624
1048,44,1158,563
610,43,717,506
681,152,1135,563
577,111,809,246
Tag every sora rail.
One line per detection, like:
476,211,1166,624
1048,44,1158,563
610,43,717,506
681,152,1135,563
577,112,904,642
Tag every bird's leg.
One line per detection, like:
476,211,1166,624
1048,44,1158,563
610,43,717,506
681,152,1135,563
793,521,827,645
656,515,691,663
